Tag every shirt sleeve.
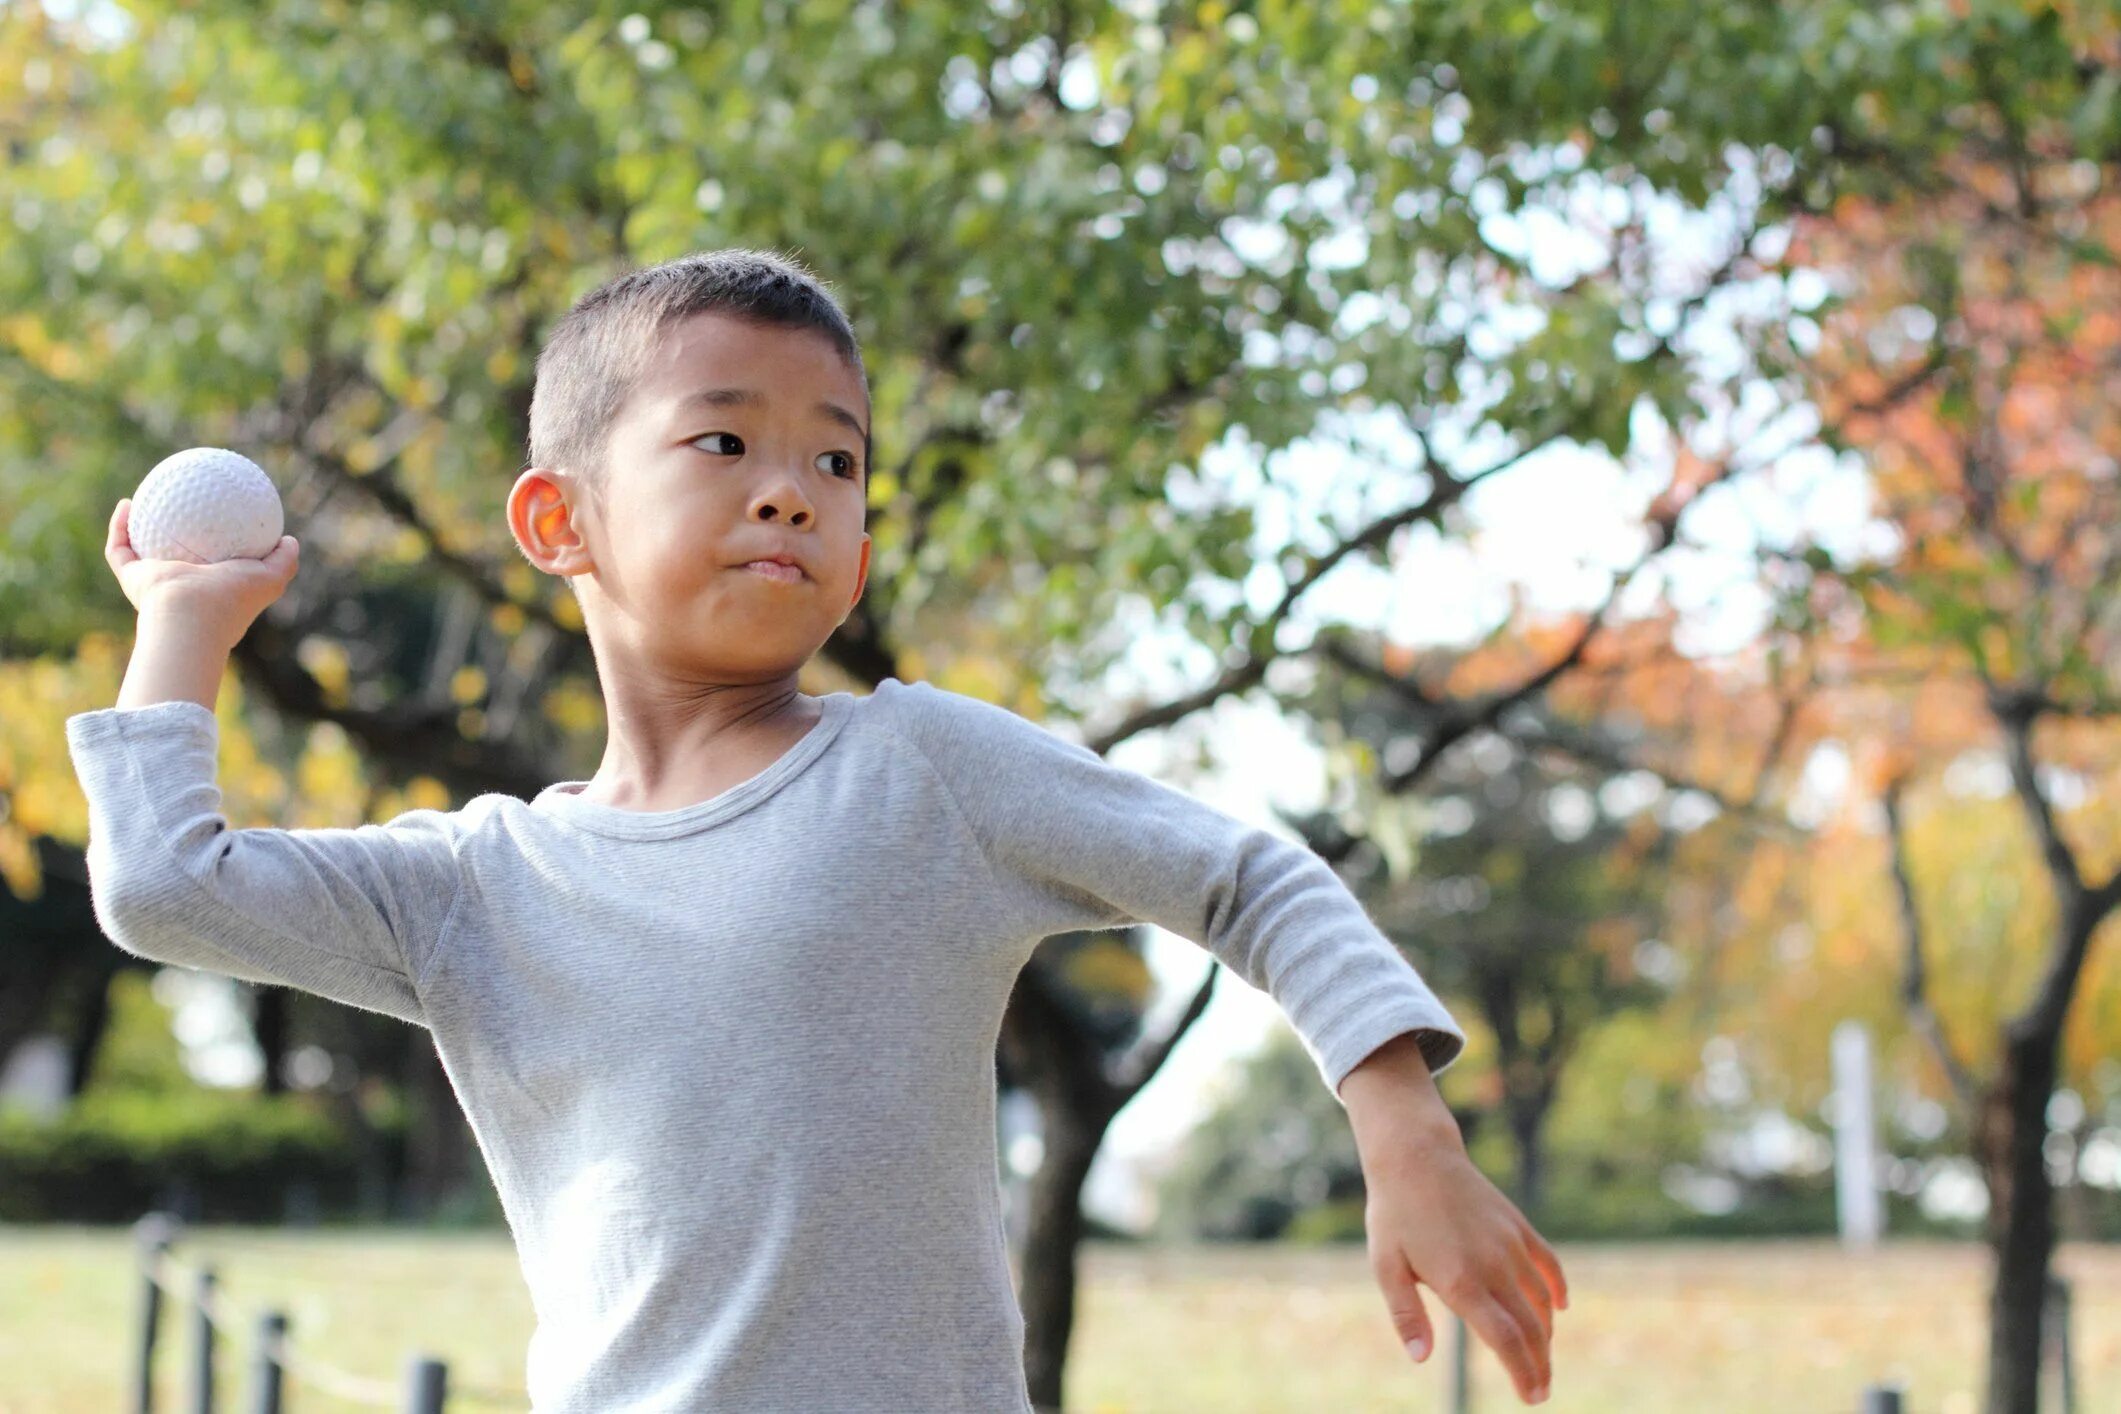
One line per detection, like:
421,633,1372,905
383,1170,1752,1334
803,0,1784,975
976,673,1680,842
63,699,464,1028
873,679,1468,1101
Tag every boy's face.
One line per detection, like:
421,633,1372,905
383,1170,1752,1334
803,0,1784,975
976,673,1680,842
509,311,872,683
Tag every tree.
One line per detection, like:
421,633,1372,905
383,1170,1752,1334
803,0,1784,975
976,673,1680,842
1394,7,2121,1405
1786,111,2121,1414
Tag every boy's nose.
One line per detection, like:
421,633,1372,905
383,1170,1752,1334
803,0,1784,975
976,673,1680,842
747,472,815,524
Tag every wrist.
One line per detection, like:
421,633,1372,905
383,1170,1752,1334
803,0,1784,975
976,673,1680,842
137,602,248,662
119,610,234,710
1341,1032,1464,1154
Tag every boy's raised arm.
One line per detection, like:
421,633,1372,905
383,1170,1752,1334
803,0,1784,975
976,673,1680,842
64,499,464,1028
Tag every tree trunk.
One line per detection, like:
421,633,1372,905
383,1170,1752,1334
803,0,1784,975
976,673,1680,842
1504,1090,1551,1220
399,1028,474,1217
1000,945,1216,1413
1018,1113,1103,1412
61,964,115,1097
1476,960,1563,1223
253,986,289,1096
1976,1029,2057,1414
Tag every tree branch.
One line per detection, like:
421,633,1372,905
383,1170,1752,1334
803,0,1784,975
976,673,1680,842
1108,963,1219,1098
1881,775,1984,1113
1084,411,1584,755
232,612,553,802
1989,686,2085,900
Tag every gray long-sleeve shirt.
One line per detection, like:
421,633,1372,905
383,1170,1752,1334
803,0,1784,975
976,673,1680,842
65,676,1466,1413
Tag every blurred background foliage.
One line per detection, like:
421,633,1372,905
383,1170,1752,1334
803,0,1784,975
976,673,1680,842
3,8,2121,1409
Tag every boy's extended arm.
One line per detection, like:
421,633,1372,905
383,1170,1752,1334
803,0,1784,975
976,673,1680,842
65,501,462,1027
874,680,1467,1104
879,680,1567,1406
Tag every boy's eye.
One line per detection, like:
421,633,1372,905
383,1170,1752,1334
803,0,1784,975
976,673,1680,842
690,433,859,481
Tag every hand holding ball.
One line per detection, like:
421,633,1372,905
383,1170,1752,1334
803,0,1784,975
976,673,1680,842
129,447,285,562
107,447,299,650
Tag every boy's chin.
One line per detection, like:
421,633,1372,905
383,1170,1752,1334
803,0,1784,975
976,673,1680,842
670,638,823,681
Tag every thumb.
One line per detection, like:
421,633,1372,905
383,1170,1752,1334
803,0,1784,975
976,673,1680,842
1374,1245,1435,1363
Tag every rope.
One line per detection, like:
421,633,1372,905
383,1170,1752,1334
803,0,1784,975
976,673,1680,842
142,1244,528,1407
160,1229,508,1289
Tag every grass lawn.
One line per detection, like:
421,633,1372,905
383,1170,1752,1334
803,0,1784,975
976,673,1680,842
1,1226,2114,1412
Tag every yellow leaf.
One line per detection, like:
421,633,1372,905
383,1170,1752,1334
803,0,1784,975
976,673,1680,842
1062,937,1154,1003
403,776,452,812
0,822,39,901
295,637,351,707
541,680,603,734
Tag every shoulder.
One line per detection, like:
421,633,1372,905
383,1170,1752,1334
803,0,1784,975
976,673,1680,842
355,793,514,857
402,790,523,850
856,680,1115,811
861,677,1077,756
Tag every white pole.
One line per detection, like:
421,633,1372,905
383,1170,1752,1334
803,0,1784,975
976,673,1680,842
1832,1020,1883,1248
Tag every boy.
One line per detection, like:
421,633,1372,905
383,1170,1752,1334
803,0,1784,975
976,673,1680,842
66,248,1565,1411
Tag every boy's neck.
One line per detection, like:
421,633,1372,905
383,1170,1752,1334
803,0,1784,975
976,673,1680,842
577,672,822,813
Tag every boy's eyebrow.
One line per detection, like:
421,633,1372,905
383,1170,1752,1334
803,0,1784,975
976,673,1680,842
671,387,869,442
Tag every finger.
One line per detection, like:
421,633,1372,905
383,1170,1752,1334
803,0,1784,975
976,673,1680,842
1460,1290,1544,1404
1510,1232,1555,1343
106,500,137,569
1476,1278,1551,1402
263,534,298,577
1371,1244,1435,1363
1521,1222,1568,1313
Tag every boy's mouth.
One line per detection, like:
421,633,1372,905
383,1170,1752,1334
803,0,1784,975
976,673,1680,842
740,560,806,583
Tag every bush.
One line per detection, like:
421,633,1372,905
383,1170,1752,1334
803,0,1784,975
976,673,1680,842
1284,1195,1366,1244
0,1088,383,1223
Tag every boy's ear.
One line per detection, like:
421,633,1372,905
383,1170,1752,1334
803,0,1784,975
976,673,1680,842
508,467,592,581
848,533,870,615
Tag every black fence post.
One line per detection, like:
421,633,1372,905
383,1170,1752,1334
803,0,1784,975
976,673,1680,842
404,1355,448,1413
247,1310,286,1414
189,1265,217,1414
1447,1313,1469,1414
133,1213,179,1414
2045,1273,2075,1414
1860,1384,1904,1414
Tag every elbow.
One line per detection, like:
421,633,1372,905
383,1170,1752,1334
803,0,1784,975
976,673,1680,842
88,873,195,968
82,828,205,967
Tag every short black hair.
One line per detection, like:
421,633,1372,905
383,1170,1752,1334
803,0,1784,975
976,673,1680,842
525,247,868,524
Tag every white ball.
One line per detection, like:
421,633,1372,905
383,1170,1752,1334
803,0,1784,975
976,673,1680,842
129,447,285,563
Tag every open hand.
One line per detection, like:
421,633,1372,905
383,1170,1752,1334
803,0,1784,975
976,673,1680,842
1361,1130,1566,1403
105,498,298,652
1339,1034,1567,1405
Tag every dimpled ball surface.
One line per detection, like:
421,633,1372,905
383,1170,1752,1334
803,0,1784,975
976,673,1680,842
129,447,284,563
